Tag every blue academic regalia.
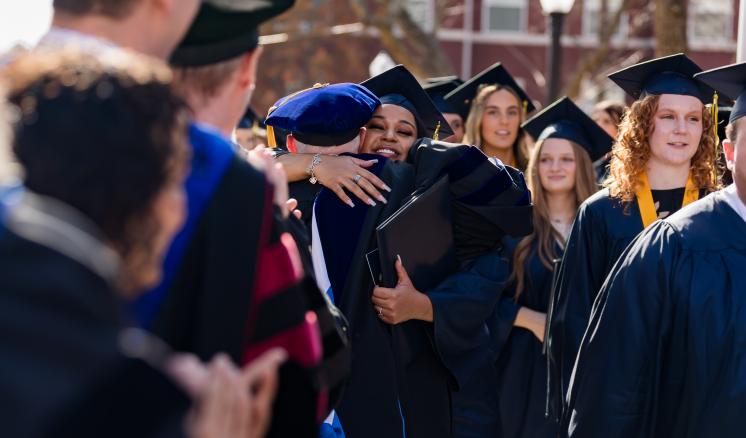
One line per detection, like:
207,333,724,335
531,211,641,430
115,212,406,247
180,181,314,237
565,190,746,437
314,155,418,438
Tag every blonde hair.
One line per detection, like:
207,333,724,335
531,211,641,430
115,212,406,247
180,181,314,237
462,84,529,170
603,95,719,203
509,138,597,300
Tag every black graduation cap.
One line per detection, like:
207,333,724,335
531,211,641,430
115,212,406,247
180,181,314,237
423,78,470,120
608,53,715,104
171,0,295,67
360,65,454,139
443,62,536,114
522,97,613,162
237,106,265,130
695,62,746,124
424,76,461,85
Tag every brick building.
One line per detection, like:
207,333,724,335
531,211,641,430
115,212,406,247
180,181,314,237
426,0,739,109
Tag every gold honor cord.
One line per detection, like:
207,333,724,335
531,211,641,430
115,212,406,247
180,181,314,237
635,171,699,228
265,83,330,149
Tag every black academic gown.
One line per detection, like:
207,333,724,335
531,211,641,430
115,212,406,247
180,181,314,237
492,237,560,438
565,190,746,438
320,159,431,438
428,250,510,438
0,194,188,438
545,188,644,417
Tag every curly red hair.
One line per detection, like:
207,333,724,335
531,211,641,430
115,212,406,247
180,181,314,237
603,95,719,203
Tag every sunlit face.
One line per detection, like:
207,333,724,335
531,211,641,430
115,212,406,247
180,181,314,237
648,94,704,168
480,89,521,151
592,110,619,140
361,104,418,161
443,113,464,142
538,138,577,195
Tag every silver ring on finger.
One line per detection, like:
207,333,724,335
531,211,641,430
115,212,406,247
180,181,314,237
353,174,362,185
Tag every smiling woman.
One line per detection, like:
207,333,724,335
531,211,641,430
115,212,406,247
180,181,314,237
360,103,418,160
546,54,721,424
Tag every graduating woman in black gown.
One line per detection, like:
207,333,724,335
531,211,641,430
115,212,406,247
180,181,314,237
447,62,536,172
546,54,720,419
565,61,746,437
372,141,533,437
492,98,611,438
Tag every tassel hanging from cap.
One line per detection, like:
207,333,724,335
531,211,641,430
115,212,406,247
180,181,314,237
522,100,528,119
711,92,719,186
266,125,277,148
433,121,441,141
712,92,719,145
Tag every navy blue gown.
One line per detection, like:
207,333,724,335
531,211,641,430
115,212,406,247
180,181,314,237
427,250,512,437
492,237,560,438
565,190,746,437
546,186,698,416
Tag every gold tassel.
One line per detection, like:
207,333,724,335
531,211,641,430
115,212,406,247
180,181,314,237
263,84,330,149
433,121,440,141
266,125,277,148
522,100,528,119
712,92,719,145
711,92,719,186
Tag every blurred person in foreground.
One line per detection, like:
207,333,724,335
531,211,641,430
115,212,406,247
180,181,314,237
0,49,284,438
139,2,343,437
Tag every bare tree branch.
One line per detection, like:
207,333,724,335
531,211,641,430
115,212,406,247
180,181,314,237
653,0,688,56
564,0,635,99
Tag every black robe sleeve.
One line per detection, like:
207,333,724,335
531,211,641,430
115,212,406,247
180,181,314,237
564,221,678,437
427,251,511,389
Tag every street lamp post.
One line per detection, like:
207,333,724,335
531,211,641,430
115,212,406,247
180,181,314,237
540,0,576,104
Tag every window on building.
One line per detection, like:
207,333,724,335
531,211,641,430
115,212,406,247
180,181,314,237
484,0,527,33
582,0,628,39
404,0,435,33
689,0,733,43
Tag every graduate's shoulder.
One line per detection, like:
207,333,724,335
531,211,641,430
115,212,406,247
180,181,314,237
190,123,267,188
576,187,629,220
662,190,740,251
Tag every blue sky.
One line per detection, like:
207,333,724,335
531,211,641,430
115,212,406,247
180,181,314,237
0,0,53,52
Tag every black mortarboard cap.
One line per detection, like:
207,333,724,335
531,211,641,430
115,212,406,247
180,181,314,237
522,97,614,162
171,0,295,67
444,62,536,114
361,65,453,139
423,78,469,120
695,62,746,124
608,53,714,103
424,76,461,85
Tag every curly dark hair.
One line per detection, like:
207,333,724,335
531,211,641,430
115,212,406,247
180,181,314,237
3,49,190,288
